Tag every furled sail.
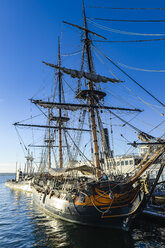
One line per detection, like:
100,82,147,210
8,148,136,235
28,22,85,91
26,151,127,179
138,132,155,142
31,99,142,112
48,165,96,176
43,62,122,83
32,100,80,111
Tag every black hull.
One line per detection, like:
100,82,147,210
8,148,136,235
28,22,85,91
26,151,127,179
32,186,145,230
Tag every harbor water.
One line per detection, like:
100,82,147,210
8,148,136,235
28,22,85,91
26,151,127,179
1,173,165,248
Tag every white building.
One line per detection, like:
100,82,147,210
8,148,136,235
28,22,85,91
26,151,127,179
103,145,165,182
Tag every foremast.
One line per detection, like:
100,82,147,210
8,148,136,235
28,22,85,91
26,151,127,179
48,107,51,168
43,40,64,169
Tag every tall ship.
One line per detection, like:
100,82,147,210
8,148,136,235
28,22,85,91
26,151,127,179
14,3,165,230
5,151,34,193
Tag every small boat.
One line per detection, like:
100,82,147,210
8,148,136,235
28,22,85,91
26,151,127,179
5,177,32,193
5,152,34,193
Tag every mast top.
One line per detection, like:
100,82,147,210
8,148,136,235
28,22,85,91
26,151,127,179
62,21,107,40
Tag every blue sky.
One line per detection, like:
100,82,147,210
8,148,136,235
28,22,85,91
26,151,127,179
0,0,165,172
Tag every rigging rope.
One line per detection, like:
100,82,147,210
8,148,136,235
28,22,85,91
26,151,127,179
121,83,165,116
94,38,165,43
15,112,43,123
125,118,165,156
62,77,77,94
88,111,94,161
52,146,58,168
66,130,95,167
30,102,36,159
87,18,165,37
118,62,165,72
61,49,83,57
102,85,137,109
93,49,144,112
77,42,85,92
149,120,165,133
15,127,27,155
63,129,72,161
110,115,114,153
87,7,165,10
52,77,58,102
98,102,141,133
35,104,49,119
88,17,165,22
74,110,87,159
92,44,165,108
93,48,140,108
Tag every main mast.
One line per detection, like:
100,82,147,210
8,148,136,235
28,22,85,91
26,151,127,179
82,2,100,176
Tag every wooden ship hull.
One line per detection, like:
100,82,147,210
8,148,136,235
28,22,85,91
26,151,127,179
32,178,146,230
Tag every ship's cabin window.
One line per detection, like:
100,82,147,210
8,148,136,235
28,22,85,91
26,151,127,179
121,161,124,166
117,161,120,166
129,160,133,165
125,160,128,166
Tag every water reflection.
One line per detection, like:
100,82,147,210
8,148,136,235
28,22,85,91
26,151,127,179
131,219,165,248
2,175,165,248
29,209,133,248
29,207,165,248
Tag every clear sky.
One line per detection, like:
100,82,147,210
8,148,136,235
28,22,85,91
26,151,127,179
0,0,165,172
